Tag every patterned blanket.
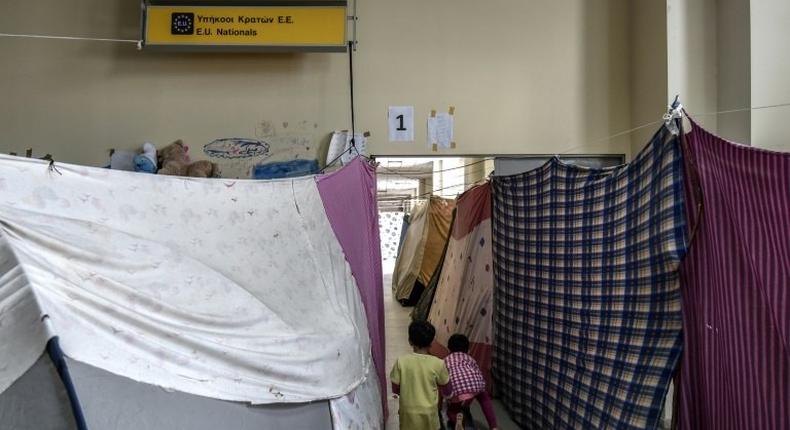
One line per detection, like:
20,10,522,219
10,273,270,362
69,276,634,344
491,126,687,429
424,184,495,391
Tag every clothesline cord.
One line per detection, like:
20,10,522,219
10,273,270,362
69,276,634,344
380,178,487,207
378,162,490,189
413,180,485,200
556,120,664,155
379,162,489,187
387,101,790,201
690,101,790,116
378,157,491,177
380,164,490,202
382,101,790,185
0,32,140,44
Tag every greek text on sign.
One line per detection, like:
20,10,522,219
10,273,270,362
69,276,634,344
144,5,347,50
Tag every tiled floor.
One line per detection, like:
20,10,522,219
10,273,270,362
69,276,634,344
383,262,519,430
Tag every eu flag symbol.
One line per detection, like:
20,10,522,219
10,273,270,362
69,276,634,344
171,13,194,35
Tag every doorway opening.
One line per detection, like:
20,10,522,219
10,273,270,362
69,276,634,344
375,156,493,273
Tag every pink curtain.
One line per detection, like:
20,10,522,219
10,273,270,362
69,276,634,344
317,157,387,416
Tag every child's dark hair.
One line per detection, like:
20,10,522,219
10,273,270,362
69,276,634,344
408,321,436,348
448,333,470,353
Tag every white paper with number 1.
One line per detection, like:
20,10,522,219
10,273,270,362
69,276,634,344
388,106,414,142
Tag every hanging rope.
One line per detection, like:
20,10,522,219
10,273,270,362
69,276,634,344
319,41,360,172
320,41,359,172
347,41,357,153
321,147,354,173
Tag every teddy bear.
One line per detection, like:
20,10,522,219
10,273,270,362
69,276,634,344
157,140,218,178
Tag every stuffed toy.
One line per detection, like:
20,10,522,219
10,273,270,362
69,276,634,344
133,142,158,173
157,140,217,178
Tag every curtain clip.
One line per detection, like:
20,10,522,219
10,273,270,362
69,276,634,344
663,102,684,136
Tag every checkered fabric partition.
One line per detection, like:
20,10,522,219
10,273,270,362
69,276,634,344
490,126,687,429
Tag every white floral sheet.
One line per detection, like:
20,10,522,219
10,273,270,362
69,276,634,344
0,155,373,410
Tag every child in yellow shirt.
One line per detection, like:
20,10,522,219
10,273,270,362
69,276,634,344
390,321,450,430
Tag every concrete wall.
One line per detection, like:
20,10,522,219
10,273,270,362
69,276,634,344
358,0,633,158
717,0,750,144
667,0,718,133
0,0,635,179
666,0,755,147
6,0,782,172
629,1,668,157
751,0,790,150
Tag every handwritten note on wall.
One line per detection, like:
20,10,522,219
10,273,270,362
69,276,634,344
428,112,454,149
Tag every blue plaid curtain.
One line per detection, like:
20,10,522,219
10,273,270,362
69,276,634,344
490,126,687,429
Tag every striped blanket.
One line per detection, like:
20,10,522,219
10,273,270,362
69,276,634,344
679,118,790,430
491,126,687,429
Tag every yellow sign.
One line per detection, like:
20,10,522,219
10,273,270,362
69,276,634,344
144,5,347,50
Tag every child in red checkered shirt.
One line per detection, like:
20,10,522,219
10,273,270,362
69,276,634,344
444,334,498,430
